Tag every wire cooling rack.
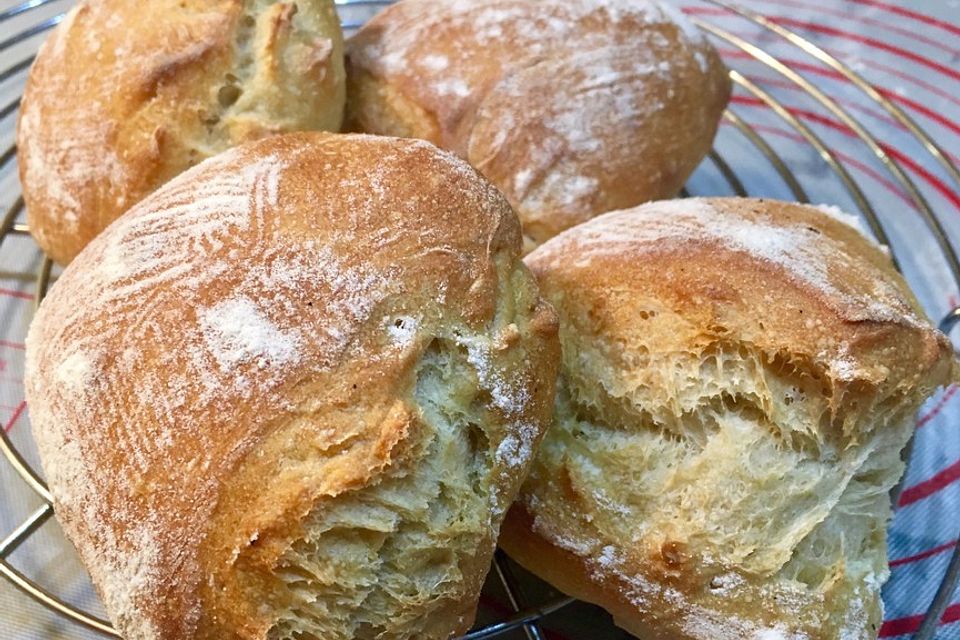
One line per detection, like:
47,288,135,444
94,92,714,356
1,0,960,638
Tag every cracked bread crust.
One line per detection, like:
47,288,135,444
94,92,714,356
500,197,955,640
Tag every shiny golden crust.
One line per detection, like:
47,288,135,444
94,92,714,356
25,133,560,640
17,0,345,265
346,0,730,247
500,198,955,639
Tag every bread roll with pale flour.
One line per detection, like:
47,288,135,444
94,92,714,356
18,0,346,266
345,0,731,249
25,133,560,640
500,198,955,639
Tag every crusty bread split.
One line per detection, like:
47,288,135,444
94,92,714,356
25,132,560,640
18,0,346,265
500,197,955,640
346,0,731,249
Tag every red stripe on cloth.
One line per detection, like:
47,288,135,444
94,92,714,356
890,539,958,568
884,146,960,211
681,6,729,15
727,96,960,211
753,0,960,58
704,15,960,84
738,69,960,145
880,603,960,637
846,0,960,39
717,44,960,111
769,18,960,84
3,400,26,433
916,386,960,429
876,88,960,141
0,287,32,301
722,121,914,207
898,459,960,507
743,74,900,126
861,57,960,111
0,340,25,351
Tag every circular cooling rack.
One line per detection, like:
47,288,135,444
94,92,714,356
1,1,960,639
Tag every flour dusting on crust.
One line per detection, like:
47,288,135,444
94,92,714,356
24,133,539,639
200,297,303,372
348,0,728,241
549,198,923,330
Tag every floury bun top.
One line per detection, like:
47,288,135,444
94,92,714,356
18,0,347,265
25,132,561,640
346,0,731,248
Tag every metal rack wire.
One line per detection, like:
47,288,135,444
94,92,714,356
0,0,959,638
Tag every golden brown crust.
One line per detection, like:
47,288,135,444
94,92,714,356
528,198,951,405
26,132,560,639
17,0,345,265
345,0,731,247
500,505,737,640
500,198,955,640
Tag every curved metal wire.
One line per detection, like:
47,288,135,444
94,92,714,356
0,144,17,171
0,97,21,121
0,197,23,251
0,14,63,51
35,256,52,308
707,150,748,197
492,551,544,640
695,22,892,241
0,505,117,635
0,504,53,557
721,109,809,203
0,54,34,83
695,8,960,630
916,541,960,640
0,558,118,636
692,15,960,290
728,71,897,259
939,308,960,336
0,0,66,23
458,597,576,640
0,426,52,503
708,0,960,193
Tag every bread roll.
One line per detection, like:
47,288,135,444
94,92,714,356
18,0,346,266
345,0,731,249
499,198,956,639
25,132,560,640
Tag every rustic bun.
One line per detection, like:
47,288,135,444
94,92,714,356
345,0,731,249
18,0,346,265
500,198,955,639
25,132,560,640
